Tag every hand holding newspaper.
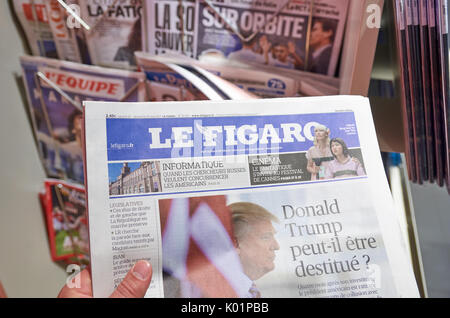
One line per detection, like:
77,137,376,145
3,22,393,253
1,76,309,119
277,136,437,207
83,96,419,298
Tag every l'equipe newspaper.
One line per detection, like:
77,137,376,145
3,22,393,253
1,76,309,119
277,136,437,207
20,55,146,185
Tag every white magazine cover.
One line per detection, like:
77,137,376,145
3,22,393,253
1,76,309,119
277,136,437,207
144,0,349,77
78,0,143,69
13,0,58,58
83,96,419,298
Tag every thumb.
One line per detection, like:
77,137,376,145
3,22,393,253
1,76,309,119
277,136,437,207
110,260,152,298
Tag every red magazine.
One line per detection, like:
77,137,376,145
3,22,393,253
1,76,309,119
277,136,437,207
41,179,89,264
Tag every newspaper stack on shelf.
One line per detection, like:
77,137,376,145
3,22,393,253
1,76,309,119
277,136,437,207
83,95,419,298
394,0,450,193
20,55,147,185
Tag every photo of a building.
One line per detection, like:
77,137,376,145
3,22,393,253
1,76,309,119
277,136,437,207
109,161,162,195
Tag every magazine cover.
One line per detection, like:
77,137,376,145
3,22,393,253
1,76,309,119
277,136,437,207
78,0,143,69
144,0,349,77
13,0,58,58
41,179,89,264
20,55,146,184
84,96,419,298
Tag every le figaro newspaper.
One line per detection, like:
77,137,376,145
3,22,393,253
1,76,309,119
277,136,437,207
84,96,419,298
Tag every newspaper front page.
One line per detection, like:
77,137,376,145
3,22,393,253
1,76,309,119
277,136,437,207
13,0,58,58
84,96,419,298
144,0,348,76
44,0,83,63
78,0,143,69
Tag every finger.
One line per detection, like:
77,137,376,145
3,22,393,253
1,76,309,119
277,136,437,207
58,268,93,298
110,260,152,298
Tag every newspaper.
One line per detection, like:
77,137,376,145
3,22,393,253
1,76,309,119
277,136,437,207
20,55,146,185
13,0,58,58
148,81,195,102
78,0,143,69
43,0,82,63
84,96,419,298
137,51,300,98
40,179,89,265
144,0,349,76
135,52,257,100
43,0,92,63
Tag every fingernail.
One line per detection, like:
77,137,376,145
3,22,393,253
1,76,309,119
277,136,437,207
132,261,151,281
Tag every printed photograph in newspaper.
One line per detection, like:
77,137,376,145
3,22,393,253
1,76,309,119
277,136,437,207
157,182,396,298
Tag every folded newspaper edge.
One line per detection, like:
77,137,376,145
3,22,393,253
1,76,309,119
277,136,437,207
83,96,419,298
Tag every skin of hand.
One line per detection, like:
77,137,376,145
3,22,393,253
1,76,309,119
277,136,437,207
307,160,320,175
58,260,152,298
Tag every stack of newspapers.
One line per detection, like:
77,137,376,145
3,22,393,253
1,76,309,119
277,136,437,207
13,0,420,297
